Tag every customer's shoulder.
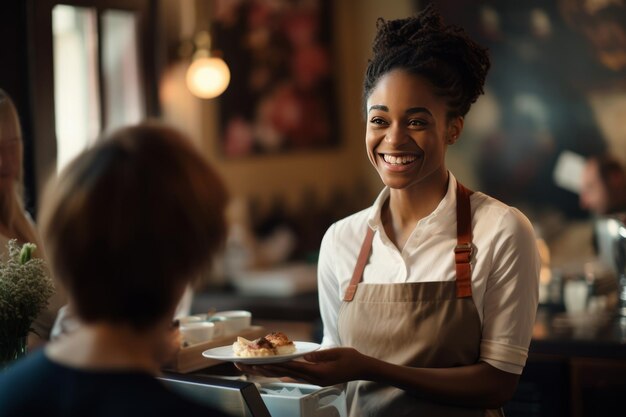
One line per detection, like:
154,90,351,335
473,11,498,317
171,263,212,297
0,351,54,415
0,353,229,417
0,350,51,383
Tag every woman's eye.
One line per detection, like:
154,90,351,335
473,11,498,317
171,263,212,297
408,119,426,127
370,117,387,125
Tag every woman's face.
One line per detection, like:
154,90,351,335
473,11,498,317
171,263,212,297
365,69,462,191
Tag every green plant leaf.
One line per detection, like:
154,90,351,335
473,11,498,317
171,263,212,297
19,243,36,265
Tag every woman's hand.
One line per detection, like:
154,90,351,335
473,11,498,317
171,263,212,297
236,348,519,408
236,347,372,386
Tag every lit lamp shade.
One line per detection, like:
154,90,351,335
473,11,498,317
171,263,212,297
186,56,231,99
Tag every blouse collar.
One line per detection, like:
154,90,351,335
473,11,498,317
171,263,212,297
367,172,458,231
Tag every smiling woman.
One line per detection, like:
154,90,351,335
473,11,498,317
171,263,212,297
238,5,540,417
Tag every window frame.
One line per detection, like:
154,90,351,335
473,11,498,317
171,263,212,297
27,0,159,206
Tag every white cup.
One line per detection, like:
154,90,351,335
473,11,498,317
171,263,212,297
206,315,228,338
564,280,589,314
214,310,252,335
178,315,205,325
180,322,215,345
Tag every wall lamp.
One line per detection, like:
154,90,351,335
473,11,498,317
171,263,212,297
185,30,230,99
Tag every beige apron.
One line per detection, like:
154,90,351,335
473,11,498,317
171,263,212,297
338,183,503,417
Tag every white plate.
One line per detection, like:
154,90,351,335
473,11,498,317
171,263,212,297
202,341,321,364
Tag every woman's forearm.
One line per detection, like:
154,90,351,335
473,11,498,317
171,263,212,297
366,357,520,409
254,348,520,409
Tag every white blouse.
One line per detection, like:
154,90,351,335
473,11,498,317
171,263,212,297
317,173,540,375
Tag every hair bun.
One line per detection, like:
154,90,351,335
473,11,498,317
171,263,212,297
363,5,490,118
372,6,445,54
372,18,409,53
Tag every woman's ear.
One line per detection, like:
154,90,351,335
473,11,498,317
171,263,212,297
447,117,464,145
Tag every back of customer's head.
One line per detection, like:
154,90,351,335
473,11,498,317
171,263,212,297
39,122,228,330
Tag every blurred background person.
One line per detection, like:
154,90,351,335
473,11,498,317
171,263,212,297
0,88,65,348
578,154,626,304
579,154,626,217
0,123,231,417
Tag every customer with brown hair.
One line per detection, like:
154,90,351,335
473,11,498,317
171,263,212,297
0,88,65,347
0,122,231,417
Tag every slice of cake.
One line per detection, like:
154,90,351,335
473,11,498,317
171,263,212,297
264,332,296,355
233,332,296,357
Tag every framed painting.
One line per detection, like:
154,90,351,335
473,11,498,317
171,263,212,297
213,0,337,157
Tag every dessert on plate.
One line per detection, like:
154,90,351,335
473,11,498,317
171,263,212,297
233,332,296,357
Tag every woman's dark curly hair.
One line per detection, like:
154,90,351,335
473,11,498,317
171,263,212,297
363,4,490,119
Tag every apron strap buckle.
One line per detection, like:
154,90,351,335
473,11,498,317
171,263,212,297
454,243,472,263
454,243,472,298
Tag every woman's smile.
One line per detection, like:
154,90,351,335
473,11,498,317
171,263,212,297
378,152,423,172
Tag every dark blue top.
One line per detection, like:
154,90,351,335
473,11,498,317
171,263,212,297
0,350,231,417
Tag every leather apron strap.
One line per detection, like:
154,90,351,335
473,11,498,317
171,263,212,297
455,182,473,298
343,181,474,302
343,227,374,302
